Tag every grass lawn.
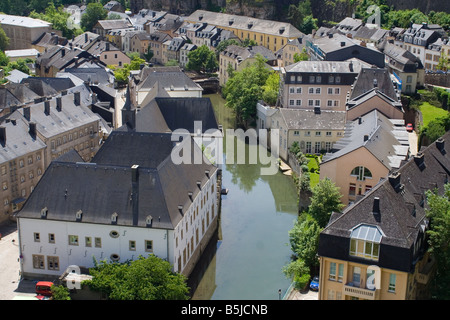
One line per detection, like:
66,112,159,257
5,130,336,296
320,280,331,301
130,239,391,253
306,155,320,189
420,102,449,127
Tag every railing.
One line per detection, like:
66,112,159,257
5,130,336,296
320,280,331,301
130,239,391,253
344,283,376,300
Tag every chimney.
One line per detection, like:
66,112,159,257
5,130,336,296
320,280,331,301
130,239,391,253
44,101,50,116
358,117,362,125
85,32,88,43
388,171,403,192
373,79,378,88
56,96,62,111
340,41,346,47
0,126,6,145
328,33,333,39
29,122,36,137
74,91,80,106
131,164,139,226
23,107,31,121
61,48,65,57
414,152,425,169
363,134,369,142
372,197,380,214
436,137,445,153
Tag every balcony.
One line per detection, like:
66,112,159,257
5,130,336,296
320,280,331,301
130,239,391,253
416,255,436,285
344,283,377,300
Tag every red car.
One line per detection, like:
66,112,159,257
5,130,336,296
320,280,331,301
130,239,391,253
406,123,414,132
35,281,54,297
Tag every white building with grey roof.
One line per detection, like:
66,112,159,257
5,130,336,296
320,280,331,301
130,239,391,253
17,130,220,279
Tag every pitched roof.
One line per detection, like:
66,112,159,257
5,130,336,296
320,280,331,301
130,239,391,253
319,130,450,272
349,68,400,101
186,10,304,38
0,14,51,28
18,131,217,230
279,109,347,131
321,109,409,169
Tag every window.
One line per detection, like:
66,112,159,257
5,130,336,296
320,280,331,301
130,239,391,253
335,88,340,94
32,255,45,269
296,87,302,93
326,131,332,136
351,166,372,181
47,256,59,271
329,262,336,280
306,142,311,153
48,233,55,243
289,100,295,106
335,76,341,83
308,100,314,106
309,76,315,83
314,142,321,153
349,183,356,196
296,100,301,106
294,131,300,136
145,240,153,252
34,232,40,242
316,76,321,83
290,87,295,93
349,224,382,261
69,235,79,246
388,273,396,292
352,267,361,286
95,237,102,248
1,166,6,175
309,87,314,94
297,76,302,83
316,88,321,94
85,237,92,247
338,264,344,282
315,131,321,136
327,100,333,107
328,88,333,95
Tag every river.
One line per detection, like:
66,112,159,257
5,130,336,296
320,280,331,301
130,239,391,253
189,93,299,300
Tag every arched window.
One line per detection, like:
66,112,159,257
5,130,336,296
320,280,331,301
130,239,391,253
350,166,372,181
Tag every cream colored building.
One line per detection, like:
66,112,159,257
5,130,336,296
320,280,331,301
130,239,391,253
318,134,449,300
320,110,409,205
256,103,346,162
0,119,46,223
185,10,304,53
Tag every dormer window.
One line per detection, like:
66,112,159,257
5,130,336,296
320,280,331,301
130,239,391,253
76,210,82,221
349,224,383,261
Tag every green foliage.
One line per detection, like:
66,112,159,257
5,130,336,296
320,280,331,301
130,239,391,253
261,71,280,106
0,51,9,67
222,54,273,126
114,56,145,84
287,0,318,34
186,45,218,73
29,3,82,39
143,46,153,62
308,178,344,228
165,59,179,67
288,213,321,268
80,2,108,32
0,26,9,51
282,258,310,290
293,48,309,63
86,255,190,300
5,59,30,75
51,284,71,300
426,184,450,299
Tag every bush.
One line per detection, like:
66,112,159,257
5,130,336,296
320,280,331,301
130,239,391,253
294,273,311,290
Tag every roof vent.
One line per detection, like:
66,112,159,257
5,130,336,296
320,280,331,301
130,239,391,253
229,18,234,26
41,207,48,219
146,215,153,227
279,26,285,34
111,212,118,224
76,210,83,221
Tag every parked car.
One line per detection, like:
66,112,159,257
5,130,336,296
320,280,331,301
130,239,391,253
309,276,319,291
406,123,414,132
35,281,54,297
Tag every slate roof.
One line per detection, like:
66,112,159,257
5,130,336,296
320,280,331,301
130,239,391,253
95,19,132,31
186,10,304,39
285,60,366,74
321,109,409,169
18,131,217,230
32,32,68,49
0,14,51,28
10,91,100,140
0,117,46,163
21,77,76,96
349,68,400,101
279,109,347,131
119,97,218,134
319,130,450,272
0,83,39,109
137,69,203,93
378,41,424,72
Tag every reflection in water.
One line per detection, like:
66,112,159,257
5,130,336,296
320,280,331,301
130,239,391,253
190,94,299,300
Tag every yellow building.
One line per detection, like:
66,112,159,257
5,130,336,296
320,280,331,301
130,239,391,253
185,10,305,53
317,133,450,299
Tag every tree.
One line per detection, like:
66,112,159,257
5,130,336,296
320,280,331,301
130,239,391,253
293,48,309,63
86,255,190,300
282,258,310,290
0,26,9,51
186,45,218,73
287,0,317,34
308,178,344,228
426,184,450,299
114,56,145,84
29,3,81,39
143,45,154,62
51,284,71,300
80,2,108,32
261,71,280,106
288,213,321,269
223,54,272,127
0,51,9,67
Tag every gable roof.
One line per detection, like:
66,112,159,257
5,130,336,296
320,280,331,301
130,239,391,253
319,130,450,272
18,131,217,230
321,109,409,169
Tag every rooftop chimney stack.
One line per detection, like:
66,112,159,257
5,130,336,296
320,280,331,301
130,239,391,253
74,91,80,106
436,137,445,153
29,122,37,137
0,126,6,145
372,197,380,214
56,96,62,111
23,107,31,121
44,101,50,116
